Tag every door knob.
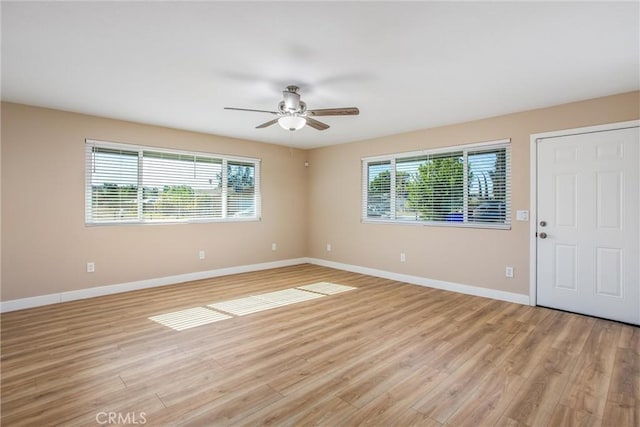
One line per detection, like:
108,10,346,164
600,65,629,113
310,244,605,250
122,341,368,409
539,220,547,227
539,232,548,239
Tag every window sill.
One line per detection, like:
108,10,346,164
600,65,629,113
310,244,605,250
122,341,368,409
361,218,511,230
85,217,262,226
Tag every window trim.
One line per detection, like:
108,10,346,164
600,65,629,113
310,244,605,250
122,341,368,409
85,139,261,225
361,138,511,229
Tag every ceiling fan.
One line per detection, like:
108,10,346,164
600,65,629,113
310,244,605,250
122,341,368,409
224,85,359,131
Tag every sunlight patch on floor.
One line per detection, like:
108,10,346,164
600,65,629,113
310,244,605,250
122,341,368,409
210,288,325,316
253,288,325,306
297,282,357,295
209,296,280,316
149,307,232,331
151,282,357,329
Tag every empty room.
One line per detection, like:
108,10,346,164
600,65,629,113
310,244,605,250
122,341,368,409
1,1,638,426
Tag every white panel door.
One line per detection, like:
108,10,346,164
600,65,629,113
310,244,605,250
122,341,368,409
536,126,639,324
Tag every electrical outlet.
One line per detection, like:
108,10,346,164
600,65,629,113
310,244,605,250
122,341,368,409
271,243,277,251
87,262,95,273
505,266,514,278
326,243,332,252
199,250,205,260
400,252,406,262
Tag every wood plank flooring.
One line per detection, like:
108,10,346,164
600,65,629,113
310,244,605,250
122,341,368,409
1,264,638,426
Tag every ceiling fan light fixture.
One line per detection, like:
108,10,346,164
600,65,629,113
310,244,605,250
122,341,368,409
278,115,306,131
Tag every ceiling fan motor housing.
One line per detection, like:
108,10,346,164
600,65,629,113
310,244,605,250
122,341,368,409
278,100,306,115
282,86,304,113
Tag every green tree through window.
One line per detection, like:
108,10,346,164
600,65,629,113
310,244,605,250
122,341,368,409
406,155,464,221
363,140,510,227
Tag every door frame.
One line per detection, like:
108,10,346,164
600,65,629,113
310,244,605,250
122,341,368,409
528,120,640,306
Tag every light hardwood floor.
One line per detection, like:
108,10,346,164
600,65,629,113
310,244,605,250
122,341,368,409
1,264,638,426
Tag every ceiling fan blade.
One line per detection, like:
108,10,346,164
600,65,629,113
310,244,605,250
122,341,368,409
224,107,278,115
305,116,330,131
255,118,280,129
306,107,359,117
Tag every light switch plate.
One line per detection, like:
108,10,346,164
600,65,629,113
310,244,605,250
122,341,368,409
516,210,529,221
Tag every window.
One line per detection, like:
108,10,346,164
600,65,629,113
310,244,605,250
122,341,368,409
86,139,261,224
362,139,510,228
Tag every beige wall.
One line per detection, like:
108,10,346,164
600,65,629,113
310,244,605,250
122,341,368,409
1,103,308,300
2,92,638,302
307,91,640,296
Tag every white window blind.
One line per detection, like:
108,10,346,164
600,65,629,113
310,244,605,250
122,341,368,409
362,139,511,228
86,139,261,224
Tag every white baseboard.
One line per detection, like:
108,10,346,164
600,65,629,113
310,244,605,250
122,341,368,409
0,258,308,313
1,256,530,313
0,293,63,313
306,257,531,305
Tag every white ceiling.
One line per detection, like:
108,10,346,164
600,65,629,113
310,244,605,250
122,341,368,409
2,1,638,149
